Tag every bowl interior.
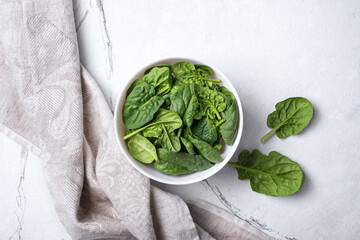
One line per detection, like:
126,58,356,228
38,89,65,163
114,58,243,185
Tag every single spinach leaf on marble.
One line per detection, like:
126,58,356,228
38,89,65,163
192,117,217,145
180,137,196,155
143,124,181,152
123,84,164,129
227,150,305,196
195,84,227,120
144,64,171,74
142,66,173,95
261,97,313,143
154,148,213,175
123,109,182,140
185,128,222,163
127,134,157,164
194,64,213,77
171,61,221,85
170,84,199,127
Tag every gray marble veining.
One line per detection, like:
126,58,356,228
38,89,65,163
9,147,28,240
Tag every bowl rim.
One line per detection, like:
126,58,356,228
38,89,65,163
114,57,243,185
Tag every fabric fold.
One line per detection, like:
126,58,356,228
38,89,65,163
0,0,271,239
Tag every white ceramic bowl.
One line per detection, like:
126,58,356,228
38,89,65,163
114,57,243,185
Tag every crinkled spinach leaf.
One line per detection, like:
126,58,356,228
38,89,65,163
192,117,217,145
196,84,227,120
194,64,213,77
219,86,235,106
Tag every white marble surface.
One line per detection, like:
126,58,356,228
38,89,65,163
1,0,360,239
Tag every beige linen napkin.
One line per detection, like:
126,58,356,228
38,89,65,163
0,0,272,239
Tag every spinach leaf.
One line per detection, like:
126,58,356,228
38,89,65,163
142,67,173,95
183,94,199,127
193,111,202,120
213,119,223,151
194,64,213,77
123,109,182,140
126,79,147,97
196,84,227,120
228,150,304,196
261,97,313,143
154,161,189,175
123,84,164,129
171,84,182,94
153,138,161,148
171,61,221,85
143,124,181,152
214,85,238,145
220,86,235,106
127,134,158,164
192,117,217,145
180,137,196,155
158,126,181,152
170,84,199,127
144,64,171,74
162,93,172,109
185,128,222,163
171,79,185,92
154,148,213,175
189,137,222,163
177,126,183,137
213,141,222,151
220,100,238,146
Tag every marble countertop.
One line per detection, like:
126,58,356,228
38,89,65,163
1,1,360,239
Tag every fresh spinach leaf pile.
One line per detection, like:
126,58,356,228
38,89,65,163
123,61,238,175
